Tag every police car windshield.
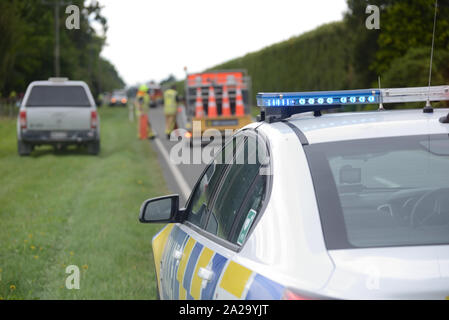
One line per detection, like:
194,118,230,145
305,134,449,249
26,85,91,107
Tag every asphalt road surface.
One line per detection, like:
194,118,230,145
146,106,206,205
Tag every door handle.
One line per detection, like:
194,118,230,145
173,250,183,260
198,267,214,281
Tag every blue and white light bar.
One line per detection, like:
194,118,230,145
257,89,380,108
257,86,449,121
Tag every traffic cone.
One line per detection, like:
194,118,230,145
235,85,245,116
139,114,148,139
208,86,218,117
221,85,231,116
195,87,204,118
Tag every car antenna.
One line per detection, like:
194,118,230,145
378,76,384,111
424,0,438,114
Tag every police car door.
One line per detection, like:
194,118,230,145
158,133,240,299
160,130,270,299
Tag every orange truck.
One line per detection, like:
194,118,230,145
182,70,253,143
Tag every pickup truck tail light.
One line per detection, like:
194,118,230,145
91,111,98,129
19,110,27,129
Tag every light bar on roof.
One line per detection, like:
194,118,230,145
257,86,449,108
257,86,449,122
257,89,380,108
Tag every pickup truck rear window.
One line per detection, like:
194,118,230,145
26,85,91,107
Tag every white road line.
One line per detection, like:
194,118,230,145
153,138,191,201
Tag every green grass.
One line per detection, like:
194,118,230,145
0,108,168,299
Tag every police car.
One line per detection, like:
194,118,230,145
140,86,449,300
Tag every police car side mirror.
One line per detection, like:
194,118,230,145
139,195,184,223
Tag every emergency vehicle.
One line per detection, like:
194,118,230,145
140,85,449,300
182,70,253,142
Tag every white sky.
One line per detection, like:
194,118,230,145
99,0,348,86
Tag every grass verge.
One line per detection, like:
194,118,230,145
0,107,168,299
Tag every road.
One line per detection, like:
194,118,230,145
146,106,206,205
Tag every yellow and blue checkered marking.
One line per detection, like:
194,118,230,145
219,260,253,298
246,274,284,299
176,237,195,299
151,223,175,297
201,253,227,299
183,241,203,300
156,225,285,300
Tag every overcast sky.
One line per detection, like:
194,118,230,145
99,0,348,86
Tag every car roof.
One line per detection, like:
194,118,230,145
282,108,449,144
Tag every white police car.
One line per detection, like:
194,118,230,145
140,86,449,300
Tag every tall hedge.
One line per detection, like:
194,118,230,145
207,22,356,96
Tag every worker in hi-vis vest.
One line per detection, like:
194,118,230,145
164,84,178,139
135,84,156,139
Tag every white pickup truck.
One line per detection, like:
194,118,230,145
17,78,100,156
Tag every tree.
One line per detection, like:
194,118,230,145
373,0,449,76
382,47,449,87
0,0,124,98
344,0,388,88
0,1,23,94
160,74,177,86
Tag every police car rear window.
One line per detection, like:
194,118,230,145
304,134,449,249
26,85,91,107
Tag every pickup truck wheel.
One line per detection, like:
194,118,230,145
87,140,100,155
18,140,32,156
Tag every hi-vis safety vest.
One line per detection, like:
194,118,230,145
136,90,150,115
164,89,177,115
